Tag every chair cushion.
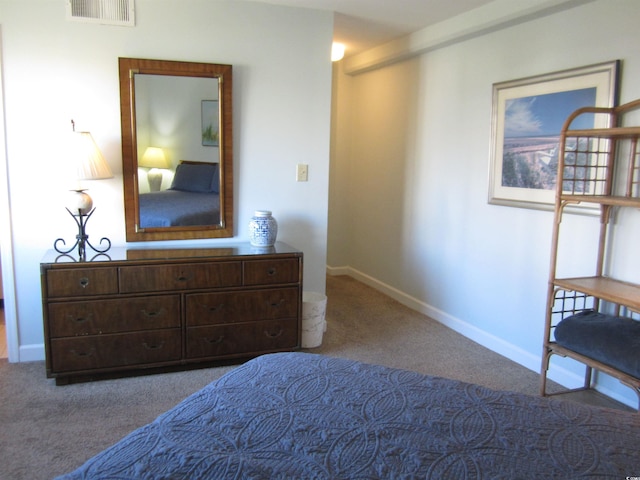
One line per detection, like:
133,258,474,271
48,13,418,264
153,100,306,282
555,310,640,378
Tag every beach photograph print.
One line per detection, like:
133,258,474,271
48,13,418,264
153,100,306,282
502,88,596,190
488,61,619,210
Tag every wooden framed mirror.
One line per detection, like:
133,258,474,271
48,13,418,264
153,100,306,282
119,58,233,241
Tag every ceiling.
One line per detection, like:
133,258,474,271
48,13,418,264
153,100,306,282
248,0,496,56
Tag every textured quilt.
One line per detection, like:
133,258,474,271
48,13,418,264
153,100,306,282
58,352,640,479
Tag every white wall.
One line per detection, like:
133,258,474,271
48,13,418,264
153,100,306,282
329,0,640,406
0,0,333,361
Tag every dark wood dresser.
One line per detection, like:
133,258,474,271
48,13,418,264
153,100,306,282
40,243,302,385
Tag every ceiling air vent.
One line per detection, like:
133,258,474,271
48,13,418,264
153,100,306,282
66,0,135,27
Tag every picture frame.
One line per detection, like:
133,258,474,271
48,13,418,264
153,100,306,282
201,100,219,147
488,60,620,211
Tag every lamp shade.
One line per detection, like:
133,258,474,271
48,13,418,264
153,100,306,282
70,131,114,180
139,146,169,169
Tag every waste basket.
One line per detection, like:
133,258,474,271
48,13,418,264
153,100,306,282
301,292,327,348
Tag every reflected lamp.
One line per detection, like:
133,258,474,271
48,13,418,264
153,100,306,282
139,146,169,192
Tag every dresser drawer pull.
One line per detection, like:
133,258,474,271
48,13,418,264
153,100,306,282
268,267,279,276
205,304,225,313
176,274,193,282
78,277,90,288
71,347,95,358
67,313,93,324
264,328,283,339
204,336,225,344
141,308,166,318
270,299,286,308
143,341,165,350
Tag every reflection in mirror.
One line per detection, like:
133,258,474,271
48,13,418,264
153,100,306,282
119,58,233,241
135,75,220,228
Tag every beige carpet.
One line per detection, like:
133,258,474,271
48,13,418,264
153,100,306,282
0,275,627,479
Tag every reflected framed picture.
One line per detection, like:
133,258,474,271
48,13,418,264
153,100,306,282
488,60,620,211
201,100,219,147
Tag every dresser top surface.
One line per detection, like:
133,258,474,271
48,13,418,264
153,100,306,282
42,242,302,266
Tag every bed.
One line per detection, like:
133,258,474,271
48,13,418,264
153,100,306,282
57,352,640,479
139,162,220,228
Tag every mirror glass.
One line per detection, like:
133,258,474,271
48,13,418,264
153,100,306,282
119,58,233,241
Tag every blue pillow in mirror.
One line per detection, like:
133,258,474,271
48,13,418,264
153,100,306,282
170,163,219,193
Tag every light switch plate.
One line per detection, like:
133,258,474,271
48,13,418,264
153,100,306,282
296,164,308,182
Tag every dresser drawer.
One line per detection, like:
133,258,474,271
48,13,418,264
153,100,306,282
46,267,118,298
244,258,300,285
48,295,180,338
119,262,242,293
185,318,298,359
186,287,299,326
50,329,181,373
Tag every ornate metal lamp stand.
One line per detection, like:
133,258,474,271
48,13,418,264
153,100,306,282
54,206,111,260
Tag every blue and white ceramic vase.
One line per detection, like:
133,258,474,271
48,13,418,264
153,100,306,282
248,210,278,247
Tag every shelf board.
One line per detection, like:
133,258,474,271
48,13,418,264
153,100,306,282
546,342,640,398
559,195,640,208
554,276,640,312
565,126,640,138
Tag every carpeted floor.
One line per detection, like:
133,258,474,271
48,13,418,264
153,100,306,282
0,275,628,479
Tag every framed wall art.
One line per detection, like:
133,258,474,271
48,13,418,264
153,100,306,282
201,100,219,147
488,60,620,211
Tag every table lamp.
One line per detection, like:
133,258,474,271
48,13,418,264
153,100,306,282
54,120,114,259
139,146,169,191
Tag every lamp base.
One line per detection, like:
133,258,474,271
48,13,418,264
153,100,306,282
54,207,111,261
67,189,93,215
147,169,163,192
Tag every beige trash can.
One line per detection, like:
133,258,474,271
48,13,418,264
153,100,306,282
301,292,327,348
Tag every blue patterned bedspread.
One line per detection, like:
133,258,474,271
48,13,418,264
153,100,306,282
58,352,640,479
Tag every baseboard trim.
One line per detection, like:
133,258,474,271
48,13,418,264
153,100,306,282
326,265,350,276
327,265,636,407
19,344,45,362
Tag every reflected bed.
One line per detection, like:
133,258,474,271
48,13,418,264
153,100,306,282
139,161,220,228
139,190,220,227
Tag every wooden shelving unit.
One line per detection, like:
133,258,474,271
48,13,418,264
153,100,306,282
540,98,640,410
